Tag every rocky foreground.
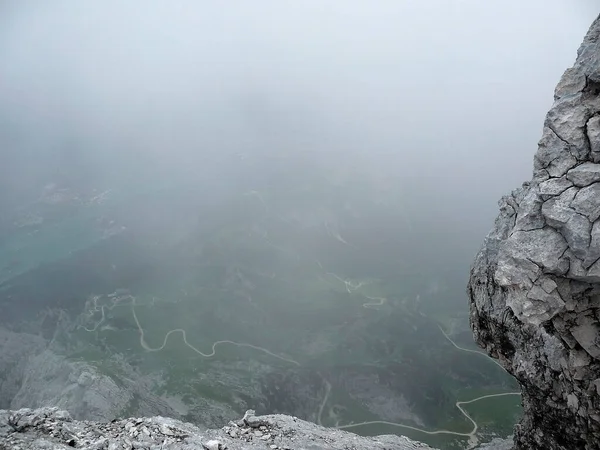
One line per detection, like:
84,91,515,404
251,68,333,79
2,11,599,450
0,407,433,450
468,14,600,450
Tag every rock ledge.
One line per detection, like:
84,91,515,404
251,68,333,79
0,407,433,450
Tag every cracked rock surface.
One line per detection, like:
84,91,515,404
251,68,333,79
0,407,433,450
468,15,600,450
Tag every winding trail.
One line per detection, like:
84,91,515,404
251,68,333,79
324,221,356,248
335,392,521,439
82,292,300,367
129,297,300,366
317,379,332,426
83,275,520,445
80,194,521,446
325,272,369,295
362,295,387,309
437,324,505,370
320,344,519,444
80,294,128,332
240,189,522,445
325,272,386,309
319,270,521,445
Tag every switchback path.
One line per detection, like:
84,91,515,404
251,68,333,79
319,271,521,446
335,392,521,442
80,193,520,447
437,324,505,370
245,190,522,446
362,295,387,309
316,379,332,426
81,292,300,367
129,296,301,366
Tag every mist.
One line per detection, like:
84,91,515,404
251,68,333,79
1,1,596,226
0,2,598,448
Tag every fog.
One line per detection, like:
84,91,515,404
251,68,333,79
1,2,599,446
1,1,597,229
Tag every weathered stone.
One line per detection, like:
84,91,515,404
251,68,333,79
538,177,573,198
6,349,178,423
555,67,587,99
541,186,578,228
0,408,435,450
584,221,600,268
469,14,600,450
588,116,600,162
568,250,593,281
511,285,565,325
541,186,592,259
571,315,600,359
541,278,558,294
563,213,592,259
535,128,577,178
203,439,223,450
571,182,600,222
586,258,600,283
546,95,593,157
567,162,600,186
514,189,545,231
569,348,592,369
496,228,569,282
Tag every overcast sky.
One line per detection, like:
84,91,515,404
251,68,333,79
0,1,598,236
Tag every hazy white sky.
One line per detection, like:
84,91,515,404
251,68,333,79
0,1,598,232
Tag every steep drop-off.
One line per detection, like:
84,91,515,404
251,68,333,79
468,14,600,450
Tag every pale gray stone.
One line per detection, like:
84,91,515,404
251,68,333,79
571,316,600,359
0,408,434,450
571,182,600,222
468,14,600,450
562,213,592,259
538,176,573,198
588,115,600,162
514,189,545,231
567,162,600,186
505,285,565,325
584,221,600,269
541,186,578,228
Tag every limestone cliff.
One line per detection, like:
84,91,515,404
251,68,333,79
468,15,600,450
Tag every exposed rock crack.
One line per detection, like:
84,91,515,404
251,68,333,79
468,14,600,450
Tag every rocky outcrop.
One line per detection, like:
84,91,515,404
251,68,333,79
0,328,46,410
9,350,179,422
468,15,600,450
0,407,433,450
0,329,182,422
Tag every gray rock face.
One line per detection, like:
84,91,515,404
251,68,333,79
0,407,433,450
0,326,181,423
9,350,178,422
0,328,46,410
468,15,600,450
10,350,133,421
